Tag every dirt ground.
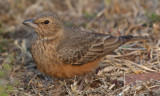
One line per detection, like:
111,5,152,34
0,0,160,96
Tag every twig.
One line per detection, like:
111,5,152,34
65,0,75,13
86,8,106,29
27,75,37,86
78,0,82,17
125,60,155,72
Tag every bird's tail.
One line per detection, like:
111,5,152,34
120,35,147,44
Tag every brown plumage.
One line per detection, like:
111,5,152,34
23,12,146,78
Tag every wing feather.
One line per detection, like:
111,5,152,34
56,32,132,65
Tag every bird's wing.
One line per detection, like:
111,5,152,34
56,32,133,65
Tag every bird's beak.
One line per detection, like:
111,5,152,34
23,19,38,29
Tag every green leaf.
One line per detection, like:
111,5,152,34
0,86,4,91
104,0,111,5
6,85,14,90
0,70,6,77
3,64,11,70
0,91,9,96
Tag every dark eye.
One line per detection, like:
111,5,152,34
44,20,50,24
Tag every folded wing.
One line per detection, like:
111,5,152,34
56,32,133,65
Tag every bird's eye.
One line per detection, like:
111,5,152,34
44,20,50,24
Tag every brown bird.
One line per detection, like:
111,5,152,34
23,12,145,79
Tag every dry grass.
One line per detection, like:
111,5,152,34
0,0,160,96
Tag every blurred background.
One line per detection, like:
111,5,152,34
0,0,160,95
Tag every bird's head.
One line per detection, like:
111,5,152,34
23,12,64,39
